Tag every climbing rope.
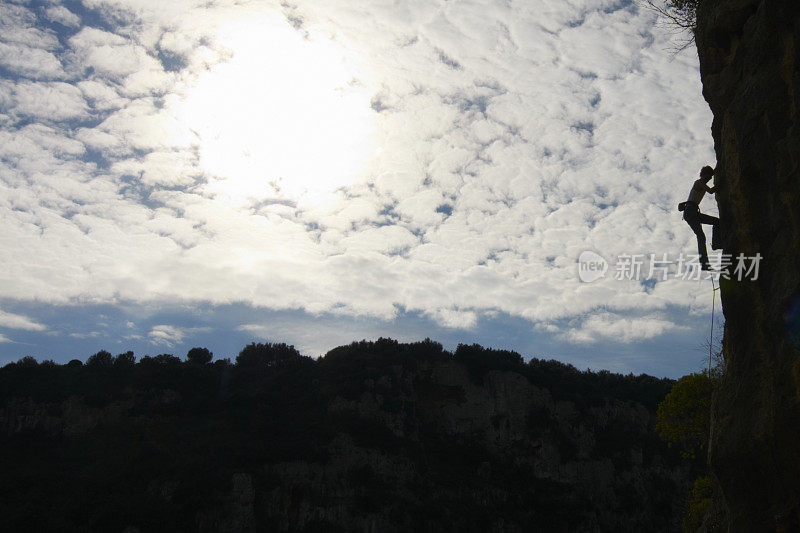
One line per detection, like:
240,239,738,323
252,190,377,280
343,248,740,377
709,276,719,374
706,276,721,462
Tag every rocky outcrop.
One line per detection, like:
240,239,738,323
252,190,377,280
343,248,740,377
695,0,800,528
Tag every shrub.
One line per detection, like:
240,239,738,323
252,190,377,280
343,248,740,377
655,371,713,459
683,476,713,531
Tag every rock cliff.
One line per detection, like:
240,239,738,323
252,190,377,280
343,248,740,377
695,0,800,528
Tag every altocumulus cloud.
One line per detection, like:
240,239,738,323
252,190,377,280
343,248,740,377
148,325,210,347
0,0,716,351
0,310,46,332
546,312,691,345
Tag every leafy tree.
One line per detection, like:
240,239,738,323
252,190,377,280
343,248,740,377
114,351,136,367
86,350,113,368
683,476,714,531
236,342,301,370
137,354,182,369
186,347,213,365
154,353,182,365
16,356,38,367
213,358,231,369
0,337,691,531
655,371,713,459
454,343,524,384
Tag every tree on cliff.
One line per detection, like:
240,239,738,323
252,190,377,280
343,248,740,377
640,0,700,52
655,371,713,459
641,0,699,29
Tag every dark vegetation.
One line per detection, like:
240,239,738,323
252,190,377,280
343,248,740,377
655,370,719,531
0,339,689,532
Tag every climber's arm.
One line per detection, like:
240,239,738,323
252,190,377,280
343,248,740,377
705,184,717,194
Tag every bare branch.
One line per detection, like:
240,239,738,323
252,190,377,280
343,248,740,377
640,0,698,29
638,0,698,55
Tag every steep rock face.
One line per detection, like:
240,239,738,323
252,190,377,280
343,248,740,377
695,0,800,528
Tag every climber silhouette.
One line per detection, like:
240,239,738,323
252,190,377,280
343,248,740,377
678,166,720,270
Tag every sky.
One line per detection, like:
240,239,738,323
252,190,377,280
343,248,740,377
0,0,722,378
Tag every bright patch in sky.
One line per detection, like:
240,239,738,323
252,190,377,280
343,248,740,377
0,0,720,377
173,14,376,205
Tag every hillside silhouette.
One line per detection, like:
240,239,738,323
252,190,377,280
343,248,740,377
0,339,695,532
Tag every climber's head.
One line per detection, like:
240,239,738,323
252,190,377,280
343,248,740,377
700,166,714,182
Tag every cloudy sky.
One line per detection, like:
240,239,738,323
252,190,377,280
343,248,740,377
0,0,721,377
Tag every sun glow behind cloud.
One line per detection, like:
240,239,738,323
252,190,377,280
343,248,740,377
0,0,719,374
171,12,377,206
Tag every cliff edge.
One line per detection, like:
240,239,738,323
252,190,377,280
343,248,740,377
695,0,800,528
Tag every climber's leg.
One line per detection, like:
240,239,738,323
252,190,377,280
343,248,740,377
710,220,722,250
698,213,719,226
684,207,710,268
698,213,722,250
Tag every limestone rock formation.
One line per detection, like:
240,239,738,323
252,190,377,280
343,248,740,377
695,0,800,528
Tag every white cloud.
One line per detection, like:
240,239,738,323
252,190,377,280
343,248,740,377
0,42,64,79
148,325,186,346
0,4,64,79
426,308,478,329
111,150,200,187
0,310,46,331
45,6,82,28
549,312,689,344
0,334,11,343
69,331,101,339
148,324,210,346
2,80,88,121
0,0,716,348
78,80,125,111
0,6,59,49
68,26,173,95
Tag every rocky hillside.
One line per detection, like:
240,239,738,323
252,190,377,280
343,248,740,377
0,340,691,532
695,0,800,529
